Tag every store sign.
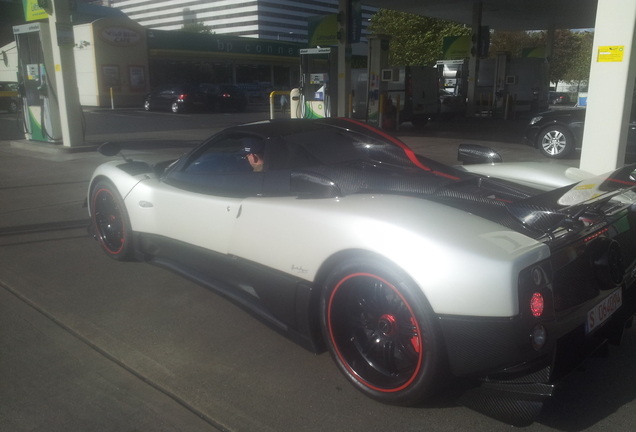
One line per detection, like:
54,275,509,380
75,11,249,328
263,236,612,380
308,15,338,47
101,27,141,46
443,36,470,59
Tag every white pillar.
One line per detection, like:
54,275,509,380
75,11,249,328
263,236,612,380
579,0,636,174
48,0,84,147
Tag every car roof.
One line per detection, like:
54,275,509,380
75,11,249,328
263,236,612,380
227,118,391,140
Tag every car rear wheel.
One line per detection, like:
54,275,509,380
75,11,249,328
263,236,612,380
538,125,575,158
91,180,134,261
144,100,151,111
171,102,181,113
321,256,443,406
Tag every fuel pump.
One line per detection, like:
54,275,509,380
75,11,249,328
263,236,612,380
296,47,338,118
436,59,468,98
13,23,62,143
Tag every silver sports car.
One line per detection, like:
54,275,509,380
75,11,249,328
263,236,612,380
88,118,636,425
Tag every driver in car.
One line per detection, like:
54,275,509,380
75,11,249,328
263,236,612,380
243,139,265,172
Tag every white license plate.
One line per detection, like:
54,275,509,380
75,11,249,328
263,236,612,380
586,289,622,334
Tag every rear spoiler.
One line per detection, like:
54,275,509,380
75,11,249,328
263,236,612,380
506,164,636,233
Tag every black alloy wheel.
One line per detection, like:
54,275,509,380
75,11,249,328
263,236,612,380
91,181,134,260
321,256,443,406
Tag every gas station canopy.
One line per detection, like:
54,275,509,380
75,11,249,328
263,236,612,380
361,0,598,31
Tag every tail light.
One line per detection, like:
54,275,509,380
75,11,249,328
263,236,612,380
530,292,544,317
519,262,553,351
222,93,231,98
178,94,187,101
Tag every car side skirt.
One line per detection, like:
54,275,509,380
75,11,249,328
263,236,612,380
133,232,326,353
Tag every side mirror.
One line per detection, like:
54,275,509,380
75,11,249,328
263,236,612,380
153,159,177,178
97,141,121,157
458,144,503,165
98,141,133,162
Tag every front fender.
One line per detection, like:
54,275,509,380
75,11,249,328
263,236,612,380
87,161,153,215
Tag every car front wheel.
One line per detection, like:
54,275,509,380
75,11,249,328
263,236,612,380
538,125,575,158
320,256,444,406
411,117,428,128
91,180,135,261
9,99,19,113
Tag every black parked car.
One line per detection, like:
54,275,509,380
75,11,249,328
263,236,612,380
0,81,19,113
144,84,206,113
199,83,248,112
524,107,636,158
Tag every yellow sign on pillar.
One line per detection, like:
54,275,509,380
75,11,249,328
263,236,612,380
597,45,625,62
23,0,49,22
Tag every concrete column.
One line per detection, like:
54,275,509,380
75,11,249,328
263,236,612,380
48,0,84,147
466,2,482,117
545,24,556,64
580,0,636,174
337,0,352,117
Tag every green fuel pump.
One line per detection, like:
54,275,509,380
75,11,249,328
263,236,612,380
297,47,338,119
13,22,62,143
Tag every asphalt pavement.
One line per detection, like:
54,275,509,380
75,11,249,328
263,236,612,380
3,107,636,432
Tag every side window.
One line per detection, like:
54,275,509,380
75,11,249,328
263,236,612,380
166,135,268,197
185,136,259,174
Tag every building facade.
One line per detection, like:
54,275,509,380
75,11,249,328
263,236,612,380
107,0,375,42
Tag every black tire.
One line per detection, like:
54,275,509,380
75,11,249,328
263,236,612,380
538,125,575,158
91,180,135,261
171,102,181,113
144,100,151,111
411,117,428,128
320,256,444,406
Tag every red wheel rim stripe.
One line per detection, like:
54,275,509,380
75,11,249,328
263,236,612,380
93,188,125,255
327,272,424,393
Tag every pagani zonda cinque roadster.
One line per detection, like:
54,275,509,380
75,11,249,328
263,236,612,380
88,118,636,424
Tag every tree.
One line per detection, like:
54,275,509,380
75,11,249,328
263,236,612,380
181,22,212,34
369,9,471,66
488,31,543,58
562,31,594,89
490,29,594,86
